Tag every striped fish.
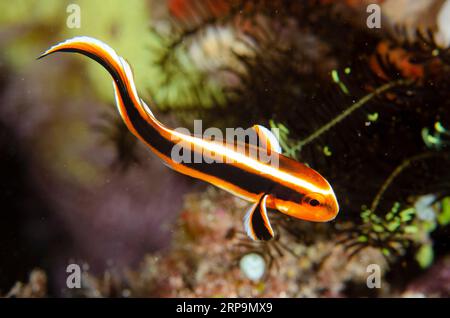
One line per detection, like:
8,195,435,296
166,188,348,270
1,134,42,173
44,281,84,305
39,37,339,241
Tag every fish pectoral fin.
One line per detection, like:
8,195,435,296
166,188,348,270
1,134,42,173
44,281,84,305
252,125,282,154
243,194,274,241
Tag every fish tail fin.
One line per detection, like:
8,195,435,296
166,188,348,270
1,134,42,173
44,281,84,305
39,36,157,128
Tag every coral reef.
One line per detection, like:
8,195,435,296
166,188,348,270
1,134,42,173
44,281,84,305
4,269,47,298
403,255,450,297
54,188,392,297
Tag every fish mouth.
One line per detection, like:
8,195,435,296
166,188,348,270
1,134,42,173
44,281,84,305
321,191,339,222
319,210,338,222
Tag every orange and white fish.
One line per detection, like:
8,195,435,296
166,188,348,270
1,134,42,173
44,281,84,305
39,37,339,241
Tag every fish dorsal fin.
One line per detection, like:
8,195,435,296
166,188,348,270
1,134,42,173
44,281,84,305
243,194,274,241
252,125,282,153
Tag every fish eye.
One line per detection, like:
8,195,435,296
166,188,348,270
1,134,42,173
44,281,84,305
303,193,324,208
